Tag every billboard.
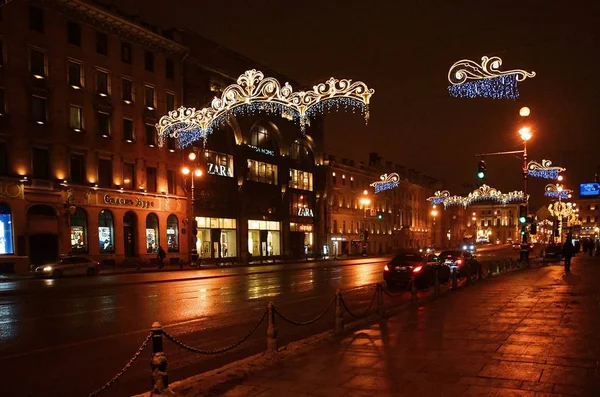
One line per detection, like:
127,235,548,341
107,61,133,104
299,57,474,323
579,183,600,198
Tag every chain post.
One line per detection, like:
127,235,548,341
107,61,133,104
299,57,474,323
487,263,492,277
150,322,169,395
266,302,278,353
410,277,418,303
434,268,440,294
377,283,386,318
451,267,457,290
334,289,344,335
466,263,472,285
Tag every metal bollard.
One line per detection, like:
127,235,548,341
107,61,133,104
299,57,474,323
334,290,344,335
452,267,458,290
266,302,278,353
487,265,492,277
410,277,418,303
496,261,500,275
150,322,169,395
377,284,386,318
434,268,440,294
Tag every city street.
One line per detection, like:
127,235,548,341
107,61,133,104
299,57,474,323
0,247,518,397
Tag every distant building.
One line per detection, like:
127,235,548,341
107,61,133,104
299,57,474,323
467,203,521,244
574,196,599,240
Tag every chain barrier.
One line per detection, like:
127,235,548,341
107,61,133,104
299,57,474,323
163,310,267,355
381,279,413,298
341,288,378,318
274,296,336,326
88,333,151,397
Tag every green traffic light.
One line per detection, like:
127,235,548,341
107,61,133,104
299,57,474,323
377,214,383,220
477,172,485,179
519,216,527,224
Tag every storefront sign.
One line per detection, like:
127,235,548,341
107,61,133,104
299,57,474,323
248,144,275,156
207,162,233,177
103,194,154,209
297,208,314,217
299,224,313,232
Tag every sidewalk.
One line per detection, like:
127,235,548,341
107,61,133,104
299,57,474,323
173,255,600,396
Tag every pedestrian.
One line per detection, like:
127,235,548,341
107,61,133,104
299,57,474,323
562,235,574,273
157,246,166,269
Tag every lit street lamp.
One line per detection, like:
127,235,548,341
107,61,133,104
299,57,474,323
182,152,203,265
431,205,438,247
519,108,532,264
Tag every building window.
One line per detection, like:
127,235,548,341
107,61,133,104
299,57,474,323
32,147,50,180
290,193,313,217
123,162,135,189
145,213,159,253
29,7,44,33
96,70,109,96
0,142,6,176
69,154,85,185
70,207,88,253
167,137,176,152
121,42,132,64
167,214,179,252
96,32,108,55
97,112,110,137
247,220,281,257
122,78,133,103
98,158,112,188
166,58,174,80
249,125,276,153
68,61,83,88
123,119,134,142
67,21,81,46
30,96,46,124
145,124,157,147
247,159,277,184
167,170,176,194
98,209,115,253
146,166,157,192
289,169,313,191
30,49,45,78
69,105,83,131
166,92,175,110
0,88,5,115
0,203,14,255
206,150,234,177
195,217,237,258
144,86,155,109
144,51,154,72
289,140,314,166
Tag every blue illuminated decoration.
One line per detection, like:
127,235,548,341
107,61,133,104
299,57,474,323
527,160,565,180
370,173,400,194
544,184,572,200
428,185,527,208
447,56,535,100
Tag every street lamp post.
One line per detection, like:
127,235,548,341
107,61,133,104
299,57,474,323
518,114,532,264
431,206,438,247
360,190,371,255
182,152,203,265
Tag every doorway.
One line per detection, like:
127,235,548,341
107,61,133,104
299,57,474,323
29,234,58,265
123,211,137,257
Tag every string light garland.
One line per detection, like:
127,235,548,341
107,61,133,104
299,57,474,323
156,69,374,148
427,184,527,208
447,56,536,100
370,173,400,194
526,159,566,180
544,184,572,200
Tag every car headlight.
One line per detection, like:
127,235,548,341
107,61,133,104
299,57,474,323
43,266,53,271
462,245,467,250
470,245,474,250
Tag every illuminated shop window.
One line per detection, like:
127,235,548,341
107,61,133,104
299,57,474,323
70,207,88,253
98,209,115,253
166,214,179,253
289,169,313,191
247,159,277,184
0,203,14,255
145,213,159,253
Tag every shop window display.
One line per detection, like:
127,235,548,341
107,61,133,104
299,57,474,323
166,214,179,252
146,213,159,253
70,207,88,253
0,203,13,255
98,209,115,253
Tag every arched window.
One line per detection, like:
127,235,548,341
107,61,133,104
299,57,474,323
166,214,179,252
146,213,159,253
249,125,276,153
98,209,115,253
0,203,14,255
70,207,88,253
289,140,314,166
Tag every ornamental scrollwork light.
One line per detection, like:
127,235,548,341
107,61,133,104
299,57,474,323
156,69,374,148
447,56,536,99
427,184,527,208
527,159,565,180
370,173,400,194
544,184,572,199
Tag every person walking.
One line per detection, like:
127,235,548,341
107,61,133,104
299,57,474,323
157,246,166,269
562,235,574,273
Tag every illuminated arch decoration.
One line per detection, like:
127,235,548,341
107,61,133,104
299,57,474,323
448,56,536,99
156,69,374,148
370,173,400,194
527,159,565,180
544,184,572,200
427,184,527,208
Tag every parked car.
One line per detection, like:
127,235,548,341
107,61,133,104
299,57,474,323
438,250,480,277
512,242,521,250
34,256,100,278
384,250,451,289
461,243,476,253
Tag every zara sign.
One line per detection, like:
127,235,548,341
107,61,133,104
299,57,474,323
207,162,233,177
297,208,314,217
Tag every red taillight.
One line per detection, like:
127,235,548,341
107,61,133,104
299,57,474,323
384,264,390,272
412,266,423,273
455,259,463,265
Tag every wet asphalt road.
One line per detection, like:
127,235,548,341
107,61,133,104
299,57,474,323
0,247,519,397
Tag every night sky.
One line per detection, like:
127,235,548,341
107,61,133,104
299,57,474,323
113,0,598,206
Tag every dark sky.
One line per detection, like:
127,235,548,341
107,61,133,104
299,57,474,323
114,0,598,203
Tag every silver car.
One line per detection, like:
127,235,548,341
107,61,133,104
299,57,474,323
34,256,100,278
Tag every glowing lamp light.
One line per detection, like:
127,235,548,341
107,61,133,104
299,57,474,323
519,107,531,117
519,127,532,141
33,74,45,79
431,209,438,217
181,167,190,175
194,169,202,177
188,152,197,161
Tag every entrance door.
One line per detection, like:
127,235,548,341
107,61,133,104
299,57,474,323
29,234,58,266
123,211,136,257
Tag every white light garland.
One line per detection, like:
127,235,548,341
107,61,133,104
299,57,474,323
156,69,374,148
370,173,400,194
527,159,565,180
427,184,527,208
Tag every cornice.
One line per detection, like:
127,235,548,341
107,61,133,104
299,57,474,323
34,0,188,57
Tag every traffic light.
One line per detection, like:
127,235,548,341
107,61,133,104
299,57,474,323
518,205,527,224
477,160,487,179
530,222,537,235
377,212,383,220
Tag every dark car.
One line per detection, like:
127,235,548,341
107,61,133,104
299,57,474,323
438,250,481,277
384,250,451,289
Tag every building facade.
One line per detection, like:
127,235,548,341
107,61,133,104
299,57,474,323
0,0,189,272
574,196,599,239
466,203,521,244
